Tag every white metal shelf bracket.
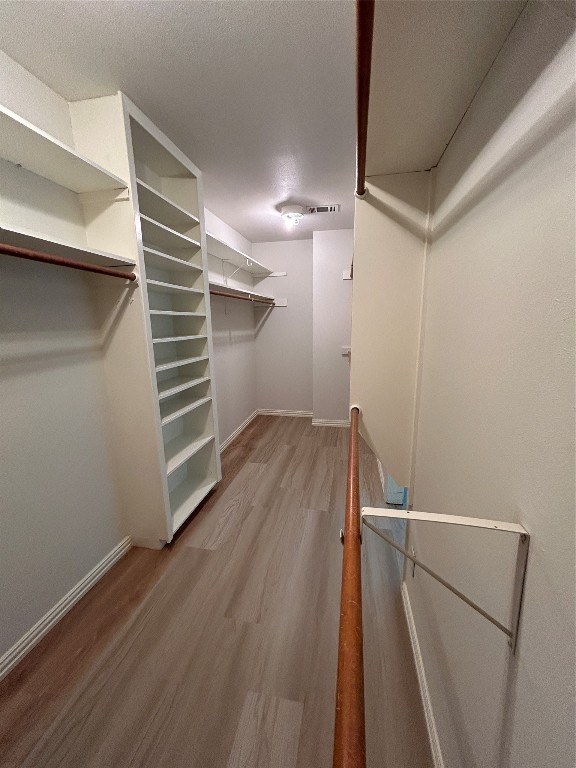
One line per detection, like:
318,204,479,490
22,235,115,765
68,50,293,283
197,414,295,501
361,508,530,654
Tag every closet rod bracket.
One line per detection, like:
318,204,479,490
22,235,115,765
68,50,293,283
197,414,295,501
362,508,530,654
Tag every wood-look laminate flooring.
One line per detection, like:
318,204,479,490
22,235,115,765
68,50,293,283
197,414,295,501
0,416,433,768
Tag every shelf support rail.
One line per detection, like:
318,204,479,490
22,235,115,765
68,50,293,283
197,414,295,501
362,508,530,654
0,242,137,282
333,406,366,768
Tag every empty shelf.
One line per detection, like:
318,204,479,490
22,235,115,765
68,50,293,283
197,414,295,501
143,246,202,273
155,355,209,373
0,105,127,194
131,118,196,180
147,279,204,295
153,334,207,344
157,375,211,401
206,232,272,277
170,476,218,533
161,395,212,427
150,310,206,318
141,214,200,251
164,433,215,476
0,224,136,268
137,179,200,230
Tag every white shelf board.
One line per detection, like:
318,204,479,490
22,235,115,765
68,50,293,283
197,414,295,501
161,395,212,427
150,310,206,318
0,105,128,194
170,476,218,533
206,232,272,277
137,179,199,231
165,433,215,476
147,279,204,296
209,281,274,304
155,354,209,373
157,375,211,401
140,214,200,252
0,224,136,268
153,334,207,344
143,246,202,273
131,118,195,180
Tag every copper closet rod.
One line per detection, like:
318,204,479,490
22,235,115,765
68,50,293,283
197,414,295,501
0,242,137,281
209,287,275,306
356,0,375,198
333,406,366,768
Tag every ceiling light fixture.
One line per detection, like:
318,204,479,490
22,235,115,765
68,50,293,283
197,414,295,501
280,204,305,226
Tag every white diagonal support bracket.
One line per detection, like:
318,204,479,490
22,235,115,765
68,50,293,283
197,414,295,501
362,508,530,654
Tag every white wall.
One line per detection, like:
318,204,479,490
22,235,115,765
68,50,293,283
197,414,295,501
252,240,313,413
205,212,259,445
0,263,124,656
204,207,252,259
0,56,124,663
407,4,575,767
350,172,431,486
210,295,257,445
312,229,353,423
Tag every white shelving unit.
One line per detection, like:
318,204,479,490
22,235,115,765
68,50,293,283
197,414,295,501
128,99,221,541
1,91,220,553
0,105,135,271
0,105,127,193
57,92,221,548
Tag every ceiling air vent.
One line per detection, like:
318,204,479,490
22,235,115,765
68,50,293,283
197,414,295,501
307,204,341,214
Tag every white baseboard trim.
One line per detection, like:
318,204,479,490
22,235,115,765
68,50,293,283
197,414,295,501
376,458,387,496
401,582,445,768
256,409,312,418
0,536,132,682
311,419,350,427
220,410,259,451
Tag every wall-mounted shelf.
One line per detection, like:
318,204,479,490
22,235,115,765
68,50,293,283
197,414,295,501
206,233,272,277
0,105,127,194
0,224,136,269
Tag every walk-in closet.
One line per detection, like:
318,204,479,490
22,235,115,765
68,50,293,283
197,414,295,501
0,2,574,767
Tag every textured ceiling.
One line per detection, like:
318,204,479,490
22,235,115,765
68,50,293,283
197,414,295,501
0,0,355,243
366,0,526,176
